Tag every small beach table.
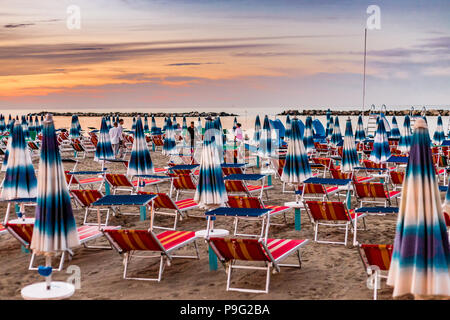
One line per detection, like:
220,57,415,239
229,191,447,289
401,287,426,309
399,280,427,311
66,170,106,190
168,164,199,175
92,194,157,222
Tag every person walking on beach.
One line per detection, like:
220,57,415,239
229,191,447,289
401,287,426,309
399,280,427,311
117,119,124,157
109,122,121,157
235,123,243,142
187,121,197,163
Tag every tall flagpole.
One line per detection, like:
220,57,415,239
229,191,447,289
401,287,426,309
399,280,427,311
362,28,367,115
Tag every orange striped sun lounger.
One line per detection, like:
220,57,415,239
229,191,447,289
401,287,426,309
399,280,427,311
299,183,341,201
105,173,135,194
0,223,7,235
354,182,401,207
227,196,290,237
71,189,110,226
65,171,104,190
207,237,309,293
168,173,198,201
304,201,367,246
358,244,393,300
6,218,119,271
224,174,273,200
103,229,199,281
138,191,198,230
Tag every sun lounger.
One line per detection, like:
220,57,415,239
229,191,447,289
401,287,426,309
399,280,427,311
65,170,105,190
224,173,272,200
71,189,110,225
354,182,401,207
168,173,198,200
300,177,350,201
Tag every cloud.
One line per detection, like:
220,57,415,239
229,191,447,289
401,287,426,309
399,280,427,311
4,23,35,28
165,62,222,66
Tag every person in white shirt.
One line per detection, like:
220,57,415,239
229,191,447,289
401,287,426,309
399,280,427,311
109,122,121,157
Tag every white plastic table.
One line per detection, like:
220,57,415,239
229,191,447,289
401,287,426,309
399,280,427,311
21,282,75,300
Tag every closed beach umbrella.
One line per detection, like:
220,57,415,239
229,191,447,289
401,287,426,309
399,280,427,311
127,116,154,176
341,118,359,173
21,116,30,141
30,114,79,264
326,110,334,141
28,116,35,133
162,117,177,156
281,118,312,185
162,117,168,132
151,115,158,134
213,117,224,163
0,122,37,199
370,117,391,164
258,115,272,157
232,116,237,132
196,117,202,134
2,135,10,172
172,116,178,130
285,115,291,140
105,116,112,130
303,116,314,153
194,117,227,209
433,115,445,146
331,116,342,147
131,117,136,131
390,116,401,139
0,115,5,133
34,116,40,134
253,115,261,145
69,115,80,139
143,115,149,132
355,114,366,142
398,115,412,153
387,119,450,298
94,117,115,162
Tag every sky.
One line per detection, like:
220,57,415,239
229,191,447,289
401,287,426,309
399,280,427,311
0,0,449,114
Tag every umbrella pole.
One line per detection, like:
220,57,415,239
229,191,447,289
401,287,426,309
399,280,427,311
45,256,52,290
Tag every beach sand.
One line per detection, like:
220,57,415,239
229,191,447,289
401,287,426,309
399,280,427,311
0,149,419,300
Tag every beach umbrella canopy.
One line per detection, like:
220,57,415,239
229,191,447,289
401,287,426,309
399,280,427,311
131,117,136,131
213,117,224,163
258,115,272,157
232,117,238,133
34,116,40,134
182,116,187,130
196,117,202,133
194,117,227,209
398,115,412,153
0,122,37,200
281,118,312,185
105,116,112,130
355,114,366,142
341,118,359,172
331,116,342,147
151,115,158,134
253,115,261,144
162,117,168,132
0,115,5,133
69,115,81,139
369,117,391,163
390,116,401,139
303,116,314,153
143,115,149,132
127,116,154,176
285,115,291,140
172,116,178,130
28,116,35,133
387,119,450,298
21,116,30,141
433,115,445,146
326,109,334,140
30,114,79,256
94,117,115,162
162,117,177,156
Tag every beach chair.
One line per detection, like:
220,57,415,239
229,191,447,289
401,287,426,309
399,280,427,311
206,237,309,293
304,201,367,246
6,219,118,271
312,157,340,177
222,165,245,176
0,223,7,236
168,173,198,201
358,244,393,300
102,229,199,281
106,173,164,194
329,169,373,184
71,189,110,226
314,142,330,156
227,195,289,237
137,191,199,230
65,171,104,190
71,141,96,159
27,141,40,158
299,182,340,201
224,174,273,200
389,171,404,191
151,135,164,151
354,182,401,207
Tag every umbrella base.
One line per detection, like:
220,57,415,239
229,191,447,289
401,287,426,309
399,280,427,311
21,281,75,300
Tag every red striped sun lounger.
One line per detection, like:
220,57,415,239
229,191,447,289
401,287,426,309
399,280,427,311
103,229,199,281
354,182,401,207
0,223,7,235
207,237,309,293
71,189,110,226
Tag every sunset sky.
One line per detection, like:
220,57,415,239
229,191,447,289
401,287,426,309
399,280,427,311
0,0,449,113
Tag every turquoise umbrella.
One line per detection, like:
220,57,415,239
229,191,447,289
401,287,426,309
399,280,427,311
127,116,154,176
370,117,391,164
151,115,158,134
331,116,342,147
285,115,291,140
341,118,359,172
21,116,30,141
253,115,261,145
390,116,401,139
69,115,81,139
143,115,149,132
398,115,412,153
355,114,366,142
433,115,445,146
94,117,115,162
162,117,177,156
258,115,272,157
326,109,334,141
303,116,314,153
196,117,202,134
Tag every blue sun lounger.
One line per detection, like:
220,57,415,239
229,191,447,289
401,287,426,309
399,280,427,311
92,194,157,222
386,156,409,164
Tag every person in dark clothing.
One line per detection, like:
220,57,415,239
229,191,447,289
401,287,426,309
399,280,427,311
187,121,196,151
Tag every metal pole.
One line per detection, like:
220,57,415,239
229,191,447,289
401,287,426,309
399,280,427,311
362,28,367,115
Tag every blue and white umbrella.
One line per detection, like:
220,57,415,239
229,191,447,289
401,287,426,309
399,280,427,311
258,115,272,157
127,116,154,176
281,118,312,185
151,115,158,134
94,117,115,162
341,118,359,173
30,114,79,256
303,116,314,154
253,115,261,145
387,118,450,297
194,117,227,209
390,116,401,139
213,117,224,163
143,115,149,132
34,116,40,134
196,117,202,134
285,115,291,140
0,115,5,133
433,115,445,146
69,115,81,139
182,116,187,131
0,122,37,200
232,116,238,133
106,116,112,130
370,117,391,163
28,116,35,133
172,116,178,130
398,115,412,153
331,116,342,147
355,114,366,142
131,117,136,131
326,109,334,141
21,116,30,141
162,117,177,156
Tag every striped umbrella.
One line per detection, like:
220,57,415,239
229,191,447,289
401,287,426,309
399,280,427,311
331,116,342,147
253,115,261,145
258,115,272,157
398,115,412,153
172,116,178,130
127,116,154,176
162,117,177,156
303,116,314,153
151,115,158,134
387,118,450,298
390,116,401,139
143,115,149,132
433,115,445,146
30,114,79,285
0,122,37,200
162,117,168,132
194,117,227,209
105,116,112,130
94,117,115,162
34,116,40,134
213,117,224,163
28,116,35,133
21,116,30,141
370,117,391,163
285,115,291,140
2,134,10,172
232,116,238,132
69,115,81,139
131,117,136,131
355,114,366,142
196,117,202,134
281,118,312,186
0,115,5,133
326,109,334,141
341,118,359,172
